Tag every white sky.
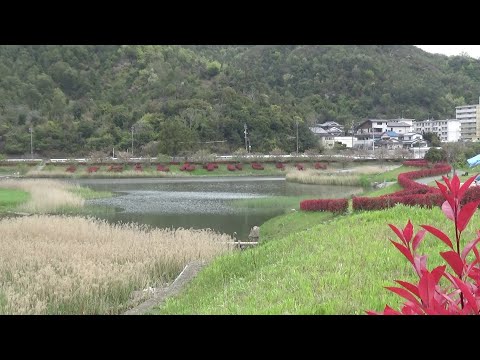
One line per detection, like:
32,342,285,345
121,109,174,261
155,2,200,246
415,45,480,59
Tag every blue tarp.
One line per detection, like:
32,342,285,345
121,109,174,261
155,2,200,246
467,154,480,167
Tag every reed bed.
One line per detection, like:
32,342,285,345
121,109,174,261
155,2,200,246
0,179,84,213
285,165,401,186
0,215,233,314
285,169,363,186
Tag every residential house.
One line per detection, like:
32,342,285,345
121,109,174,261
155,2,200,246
309,126,335,148
387,120,413,134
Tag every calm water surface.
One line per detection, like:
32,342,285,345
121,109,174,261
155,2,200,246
71,177,362,240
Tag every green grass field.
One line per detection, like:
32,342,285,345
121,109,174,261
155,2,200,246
367,166,423,183
0,188,30,211
151,204,478,314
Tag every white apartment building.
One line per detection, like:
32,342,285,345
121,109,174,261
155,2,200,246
413,119,461,142
456,99,480,141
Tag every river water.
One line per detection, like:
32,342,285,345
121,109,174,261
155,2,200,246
71,177,362,240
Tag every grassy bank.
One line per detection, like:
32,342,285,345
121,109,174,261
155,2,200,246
26,163,291,178
231,196,316,210
0,188,30,211
285,164,416,187
0,215,233,314
152,204,478,315
0,179,113,214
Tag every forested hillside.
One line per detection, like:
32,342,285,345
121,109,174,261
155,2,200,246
0,45,479,157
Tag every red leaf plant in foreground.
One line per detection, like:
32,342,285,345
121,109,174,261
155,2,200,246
367,174,480,315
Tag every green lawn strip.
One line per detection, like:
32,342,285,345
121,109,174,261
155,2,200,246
152,205,472,314
0,188,30,212
363,183,403,197
0,166,19,175
231,195,316,210
68,186,113,200
366,166,423,183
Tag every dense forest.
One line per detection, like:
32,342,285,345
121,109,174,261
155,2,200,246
0,45,479,157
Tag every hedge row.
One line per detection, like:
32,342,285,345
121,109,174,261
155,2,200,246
300,198,348,213
352,163,452,211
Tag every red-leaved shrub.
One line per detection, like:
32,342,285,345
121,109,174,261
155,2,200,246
87,166,100,173
300,198,348,213
295,163,304,171
66,165,76,173
275,162,285,169
179,163,195,171
134,163,142,172
251,163,264,170
227,164,236,171
314,162,327,170
156,164,170,172
403,159,429,167
235,163,243,170
352,164,453,211
368,174,480,315
107,165,123,172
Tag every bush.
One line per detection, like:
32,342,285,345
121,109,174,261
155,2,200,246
156,164,170,172
87,166,100,173
314,162,327,170
300,198,348,213
227,164,236,171
368,174,480,315
251,162,264,170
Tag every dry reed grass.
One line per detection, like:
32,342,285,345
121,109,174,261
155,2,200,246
285,169,362,186
285,165,401,185
0,215,233,314
0,179,84,213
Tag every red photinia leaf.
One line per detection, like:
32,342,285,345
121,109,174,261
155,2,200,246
473,246,480,262
365,310,380,315
467,267,480,282
413,255,428,278
436,180,449,198
441,200,455,222
442,176,451,190
395,280,420,298
440,251,465,277
452,277,479,314
465,258,479,279
390,240,414,264
457,201,480,232
385,286,422,307
403,220,414,244
401,303,424,315
418,271,436,307
458,174,479,201
451,175,460,196
389,224,406,246
421,225,454,250
461,236,480,261
412,229,427,252
383,305,401,315
431,265,446,284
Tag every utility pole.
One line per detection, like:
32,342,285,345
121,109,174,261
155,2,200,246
29,127,33,159
131,126,135,157
296,119,299,155
244,123,248,152
372,127,375,154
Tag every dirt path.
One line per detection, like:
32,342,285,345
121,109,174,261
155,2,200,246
123,260,206,315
